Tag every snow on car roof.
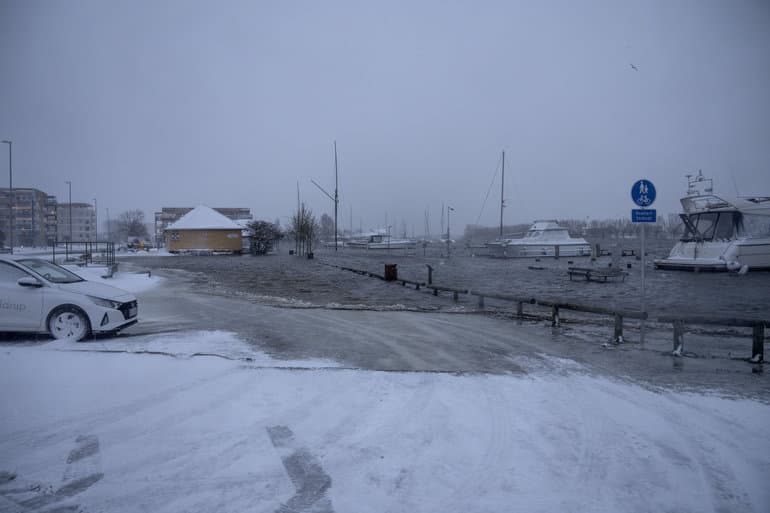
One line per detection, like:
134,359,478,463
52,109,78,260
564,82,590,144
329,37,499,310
166,205,242,230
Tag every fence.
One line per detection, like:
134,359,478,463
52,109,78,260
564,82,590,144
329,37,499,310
52,241,116,269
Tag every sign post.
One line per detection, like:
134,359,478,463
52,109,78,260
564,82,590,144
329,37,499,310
631,179,656,344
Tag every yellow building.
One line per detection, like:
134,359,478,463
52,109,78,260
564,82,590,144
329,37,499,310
165,205,243,253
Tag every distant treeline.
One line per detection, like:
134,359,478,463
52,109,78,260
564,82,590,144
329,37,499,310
462,215,683,242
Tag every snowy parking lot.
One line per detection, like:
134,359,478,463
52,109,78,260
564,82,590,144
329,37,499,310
1,263,769,512
2,331,769,513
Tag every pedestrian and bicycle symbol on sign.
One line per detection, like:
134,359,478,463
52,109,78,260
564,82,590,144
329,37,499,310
631,179,656,223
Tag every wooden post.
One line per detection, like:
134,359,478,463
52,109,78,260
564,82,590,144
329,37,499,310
415,283,420,290
752,323,765,362
613,314,623,343
552,305,560,327
478,295,485,309
516,301,523,318
673,320,684,356
433,288,438,296
426,265,433,285
452,291,459,302
555,245,560,259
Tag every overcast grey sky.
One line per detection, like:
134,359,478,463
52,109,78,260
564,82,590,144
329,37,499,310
1,0,769,234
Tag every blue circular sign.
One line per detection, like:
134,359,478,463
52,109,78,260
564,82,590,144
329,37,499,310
631,179,656,207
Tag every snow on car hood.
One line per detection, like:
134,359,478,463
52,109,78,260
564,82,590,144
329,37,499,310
57,280,136,302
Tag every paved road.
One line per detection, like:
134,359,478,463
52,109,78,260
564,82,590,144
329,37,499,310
124,264,769,399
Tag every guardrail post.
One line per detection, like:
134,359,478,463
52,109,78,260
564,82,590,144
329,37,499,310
552,305,560,327
613,314,623,343
452,291,459,302
672,320,684,356
426,264,433,285
752,323,765,363
432,288,438,297
477,295,485,309
516,301,523,318
415,283,420,290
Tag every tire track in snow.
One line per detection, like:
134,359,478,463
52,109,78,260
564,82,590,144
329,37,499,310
267,426,334,513
1,434,103,512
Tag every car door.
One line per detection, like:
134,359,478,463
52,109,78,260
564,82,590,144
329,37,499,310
0,261,45,331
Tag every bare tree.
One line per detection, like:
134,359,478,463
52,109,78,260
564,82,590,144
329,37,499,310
290,203,319,256
116,210,149,240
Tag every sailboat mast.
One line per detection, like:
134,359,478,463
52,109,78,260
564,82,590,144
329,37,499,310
440,203,445,238
500,150,505,238
334,141,339,252
296,181,300,255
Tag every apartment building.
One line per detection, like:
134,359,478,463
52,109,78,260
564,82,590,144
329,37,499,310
57,202,96,242
0,187,57,247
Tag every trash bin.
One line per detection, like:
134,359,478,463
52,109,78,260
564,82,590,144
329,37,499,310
384,263,397,281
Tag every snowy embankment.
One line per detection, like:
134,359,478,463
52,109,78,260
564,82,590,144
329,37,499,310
1,330,768,513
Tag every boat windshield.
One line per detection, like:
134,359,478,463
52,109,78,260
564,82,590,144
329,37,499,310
525,228,568,239
680,212,740,242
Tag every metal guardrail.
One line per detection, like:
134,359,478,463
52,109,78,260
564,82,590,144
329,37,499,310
320,260,767,363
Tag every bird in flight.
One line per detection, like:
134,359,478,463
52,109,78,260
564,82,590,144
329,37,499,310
630,63,639,71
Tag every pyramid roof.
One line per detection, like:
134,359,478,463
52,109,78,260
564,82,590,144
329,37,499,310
166,205,242,230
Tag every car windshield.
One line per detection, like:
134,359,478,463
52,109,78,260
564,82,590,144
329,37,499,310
17,258,85,284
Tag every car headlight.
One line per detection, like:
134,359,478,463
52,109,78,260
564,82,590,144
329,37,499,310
88,296,121,309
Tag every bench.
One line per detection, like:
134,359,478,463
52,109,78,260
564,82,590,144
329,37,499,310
568,267,627,282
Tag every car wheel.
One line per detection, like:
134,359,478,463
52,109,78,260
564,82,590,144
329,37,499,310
48,307,91,342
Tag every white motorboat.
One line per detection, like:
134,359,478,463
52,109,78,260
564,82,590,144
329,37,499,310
485,220,592,258
321,239,346,249
346,232,418,250
479,151,590,258
654,172,770,272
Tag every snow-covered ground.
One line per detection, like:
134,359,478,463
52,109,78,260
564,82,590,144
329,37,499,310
63,264,165,294
1,329,768,513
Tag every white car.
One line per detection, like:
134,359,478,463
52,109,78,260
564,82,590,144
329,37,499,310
0,255,138,341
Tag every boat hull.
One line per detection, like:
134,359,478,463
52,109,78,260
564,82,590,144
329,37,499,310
345,241,418,250
486,243,592,258
654,238,770,272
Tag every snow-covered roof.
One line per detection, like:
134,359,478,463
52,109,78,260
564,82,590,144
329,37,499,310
166,205,242,230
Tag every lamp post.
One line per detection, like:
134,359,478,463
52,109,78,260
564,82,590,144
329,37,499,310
1,140,12,253
309,141,340,252
93,198,98,241
65,181,72,242
387,225,392,255
106,207,111,243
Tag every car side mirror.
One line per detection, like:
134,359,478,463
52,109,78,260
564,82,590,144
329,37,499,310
18,276,42,288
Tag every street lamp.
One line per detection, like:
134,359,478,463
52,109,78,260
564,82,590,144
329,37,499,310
93,198,98,241
65,181,72,242
309,141,340,252
387,225,392,255
1,140,12,253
